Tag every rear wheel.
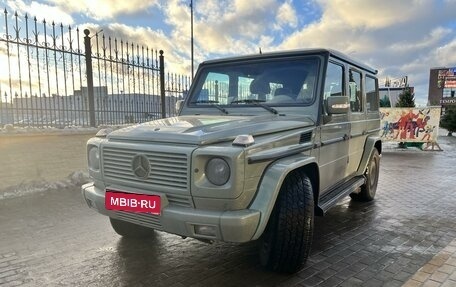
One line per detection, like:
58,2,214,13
109,217,155,238
259,170,314,273
350,149,380,202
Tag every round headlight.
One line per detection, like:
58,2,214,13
205,157,230,186
88,146,100,171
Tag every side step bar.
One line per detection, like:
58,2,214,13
316,176,366,216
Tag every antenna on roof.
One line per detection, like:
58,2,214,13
259,47,262,54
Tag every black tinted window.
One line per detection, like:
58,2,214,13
366,76,379,112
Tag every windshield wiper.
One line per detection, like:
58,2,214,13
193,100,229,114
230,99,278,115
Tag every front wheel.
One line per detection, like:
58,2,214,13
351,149,380,202
109,217,155,238
259,170,314,273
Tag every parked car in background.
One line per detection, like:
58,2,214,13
13,118,35,127
51,119,72,129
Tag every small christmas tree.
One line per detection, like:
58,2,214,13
379,95,391,107
395,87,415,108
440,107,456,136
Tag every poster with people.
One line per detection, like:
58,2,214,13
379,107,441,142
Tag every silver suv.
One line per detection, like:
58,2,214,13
82,49,381,273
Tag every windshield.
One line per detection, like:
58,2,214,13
189,57,319,107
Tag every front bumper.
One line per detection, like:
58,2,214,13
81,182,261,243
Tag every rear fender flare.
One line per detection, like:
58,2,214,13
357,136,382,175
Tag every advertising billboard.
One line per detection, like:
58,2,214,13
379,107,441,142
437,68,456,89
428,67,456,106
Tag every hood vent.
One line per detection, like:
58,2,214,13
299,132,312,144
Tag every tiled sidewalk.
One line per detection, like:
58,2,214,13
1,131,456,286
403,240,456,286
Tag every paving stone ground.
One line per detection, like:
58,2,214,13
0,133,455,286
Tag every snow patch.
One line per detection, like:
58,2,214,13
0,171,90,200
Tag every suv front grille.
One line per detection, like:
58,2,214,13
102,145,193,207
103,146,188,191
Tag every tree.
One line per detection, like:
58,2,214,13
440,107,456,136
379,95,391,107
395,87,415,108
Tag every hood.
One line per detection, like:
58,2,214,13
107,115,314,145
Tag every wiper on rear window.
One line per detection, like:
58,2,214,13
230,99,278,115
193,100,229,114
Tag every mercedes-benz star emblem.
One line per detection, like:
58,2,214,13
131,154,150,179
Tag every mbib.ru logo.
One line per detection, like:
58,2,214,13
105,190,161,214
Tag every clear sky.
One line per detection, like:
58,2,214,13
3,0,456,106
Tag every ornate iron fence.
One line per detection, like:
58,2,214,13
0,9,190,128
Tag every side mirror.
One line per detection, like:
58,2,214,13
326,96,349,114
175,100,184,114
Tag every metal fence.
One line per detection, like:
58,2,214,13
0,8,190,128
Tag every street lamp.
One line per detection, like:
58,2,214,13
190,0,194,79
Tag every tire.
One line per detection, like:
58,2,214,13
350,149,380,202
259,170,314,273
109,217,155,238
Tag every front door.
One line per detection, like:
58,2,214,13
319,62,350,193
347,69,366,177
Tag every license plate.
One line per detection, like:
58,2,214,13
105,190,161,215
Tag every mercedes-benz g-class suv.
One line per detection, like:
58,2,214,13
82,49,381,273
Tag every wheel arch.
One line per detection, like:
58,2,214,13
375,140,382,155
250,155,318,240
357,136,382,175
294,162,319,211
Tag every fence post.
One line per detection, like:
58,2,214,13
159,50,166,118
84,29,96,127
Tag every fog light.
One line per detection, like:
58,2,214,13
194,225,217,237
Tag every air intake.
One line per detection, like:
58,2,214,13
299,132,312,144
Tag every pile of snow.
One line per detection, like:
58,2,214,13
0,171,90,200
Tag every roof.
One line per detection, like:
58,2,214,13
200,48,378,75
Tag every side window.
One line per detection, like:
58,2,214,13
366,76,379,112
324,62,344,101
349,70,362,112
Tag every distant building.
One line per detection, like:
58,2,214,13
1,86,182,125
428,67,456,111
72,86,183,123
379,76,414,107
0,102,13,125
379,87,414,107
